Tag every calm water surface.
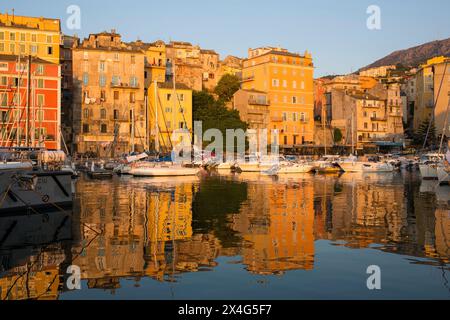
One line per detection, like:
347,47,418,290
0,171,449,300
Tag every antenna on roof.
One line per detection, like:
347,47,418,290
12,8,15,22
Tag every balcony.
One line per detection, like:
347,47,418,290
248,98,270,106
110,82,140,89
370,116,387,122
271,116,283,122
363,104,380,108
110,115,129,122
241,76,255,83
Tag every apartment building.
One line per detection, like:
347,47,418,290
241,47,315,147
72,31,146,157
0,54,61,149
0,13,61,64
414,56,450,135
148,81,193,152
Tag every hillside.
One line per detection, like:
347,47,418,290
360,37,450,71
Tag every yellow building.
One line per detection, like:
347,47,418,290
0,13,61,64
148,82,193,152
131,40,167,86
414,56,450,134
242,47,315,147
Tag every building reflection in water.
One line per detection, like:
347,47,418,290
0,172,448,299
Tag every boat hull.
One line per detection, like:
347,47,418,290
419,164,438,180
340,162,394,173
130,166,201,177
277,165,314,174
0,170,73,214
437,166,450,185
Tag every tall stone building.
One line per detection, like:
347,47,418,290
72,31,146,157
241,46,315,149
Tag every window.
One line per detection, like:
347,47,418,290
0,43,4,52
83,108,90,119
179,94,184,101
293,112,298,121
131,55,136,64
20,33,26,42
83,73,89,86
37,79,44,88
100,124,107,133
10,43,15,54
114,53,119,61
112,76,119,86
300,112,306,122
293,81,297,89
36,64,44,75
272,79,279,87
100,109,107,119
1,93,7,106
113,109,119,120
165,107,172,113
47,35,52,43
114,91,119,100
37,94,44,107
99,61,106,72
10,33,15,41
282,112,287,121
20,44,25,53
292,96,297,104
1,76,6,85
101,90,106,101
167,94,172,101
364,122,368,129
31,34,36,42
130,76,138,87
0,32,3,40
47,46,53,55
130,92,135,103
99,74,106,87
36,110,44,122
83,124,90,133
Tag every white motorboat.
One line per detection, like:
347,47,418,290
130,163,201,177
339,156,394,173
437,162,450,185
276,163,314,174
418,153,444,180
0,161,33,171
113,163,132,175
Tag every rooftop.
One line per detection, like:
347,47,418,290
157,82,191,90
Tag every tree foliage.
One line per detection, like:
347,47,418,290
414,118,437,147
214,74,241,102
333,128,343,144
193,90,248,148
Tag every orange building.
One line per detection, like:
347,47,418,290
0,54,61,149
242,47,315,148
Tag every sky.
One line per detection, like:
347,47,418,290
1,0,449,77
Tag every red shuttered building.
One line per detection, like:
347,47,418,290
0,54,61,150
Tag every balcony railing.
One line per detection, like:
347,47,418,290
110,115,129,122
370,116,387,122
110,82,140,89
248,98,270,106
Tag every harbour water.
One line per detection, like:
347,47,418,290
0,171,449,300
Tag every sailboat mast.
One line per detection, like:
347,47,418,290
351,109,355,155
26,55,31,147
438,92,450,153
154,80,159,153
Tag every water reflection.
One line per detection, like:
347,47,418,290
0,171,449,299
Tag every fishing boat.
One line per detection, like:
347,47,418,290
129,162,201,177
0,150,73,214
312,156,342,174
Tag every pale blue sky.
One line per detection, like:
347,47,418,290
2,0,449,77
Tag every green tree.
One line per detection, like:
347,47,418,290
333,128,343,144
193,90,248,148
214,74,241,102
414,118,437,147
